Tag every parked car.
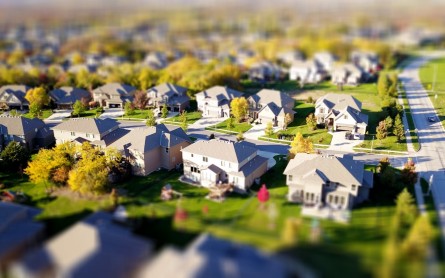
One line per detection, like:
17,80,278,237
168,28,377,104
427,116,437,122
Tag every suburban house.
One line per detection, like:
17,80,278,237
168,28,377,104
196,86,244,118
315,93,368,135
0,85,30,110
284,153,373,212
331,63,363,86
181,139,268,191
143,52,168,70
277,50,304,66
0,116,54,151
147,83,190,112
49,86,91,109
92,83,136,108
350,50,379,74
289,60,326,84
313,52,337,73
110,124,191,176
52,118,125,147
139,233,288,278
248,61,283,82
0,202,45,272
248,89,295,127
10,211,152,278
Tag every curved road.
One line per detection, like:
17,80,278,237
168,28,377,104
400,53,445,252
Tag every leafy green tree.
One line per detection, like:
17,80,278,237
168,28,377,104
385,116,393,132
230,97,249,123
378,74,390,99
25,87,50,110
161,105,168,118
265,122,274,137
0,141,29,170
146,109,156,126
227,117,235,129
9,109,19,116
124,102,135,116
396,188,417,226
393,114,405,141
236,131,244,142
72,100,86,117
29,103,41,118
306,113,317,131
402,215,435,261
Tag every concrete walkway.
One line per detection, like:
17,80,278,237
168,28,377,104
45,110,72,121
327,131,364,152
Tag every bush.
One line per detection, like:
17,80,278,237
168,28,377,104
307,96,314,103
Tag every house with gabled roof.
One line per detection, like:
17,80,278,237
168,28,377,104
110,124,191,176
0,85,31,110
195,86,244,118
52,118,124,147
49,86,91,109
331,63,363,86
147,83,190,112
289,60,326,84
283,154,373,213
92,83,136,108
315,93,368,134
0,116,54,151
181,139,268,191
248,89,295,127
143,52,168,70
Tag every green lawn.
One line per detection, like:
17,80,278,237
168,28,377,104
23,109,53,119
163,111,203,125
122,109,150,119
419,57,445,128
70,110,99,118
206,118,252,134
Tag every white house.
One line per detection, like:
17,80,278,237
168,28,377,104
331,63,363,86
181,139,268,191
315,93,368,134
195,86,244,118
289,60,325,84
248,89,295,127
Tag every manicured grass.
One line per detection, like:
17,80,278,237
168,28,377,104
206,118,252,134
163,111,202,125
123,109,149,119
23,109,53,119
400,88,421,151
70,110,99,118
419,57,445,128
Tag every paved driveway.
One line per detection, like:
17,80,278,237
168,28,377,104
46,110,72,121
327,131,363,152
99,108,124,119
188,116,226,131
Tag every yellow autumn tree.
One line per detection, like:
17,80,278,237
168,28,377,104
25,87,50,109
230,97,249,123
289,132,314,158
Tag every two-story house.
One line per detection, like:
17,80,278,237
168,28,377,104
52,118,124,147
110,124,191,176
315,93,368,135
195,86,244,118
284,153,373,212
0,85,31,110
248,89,295,127
92,83,136,108
331,63,364,86
49,86,91,109
147,83,190,112
289,60,326,84
0,116,54,151
181,139,268,191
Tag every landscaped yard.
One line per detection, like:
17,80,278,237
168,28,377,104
419,57,445,128
123,109,150,119
70,110,99,118
163,111,202,125
205,118,252,134
22,109,53,119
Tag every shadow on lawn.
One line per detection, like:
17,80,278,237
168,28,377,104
38,209,93,238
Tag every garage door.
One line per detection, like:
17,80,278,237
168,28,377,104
335,125,355,132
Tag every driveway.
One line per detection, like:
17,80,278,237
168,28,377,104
188,116,226,132
99,108,124,119
46,110,72,121
327,131,363,152
244,123,282,140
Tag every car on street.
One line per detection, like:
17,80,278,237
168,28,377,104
427,116,437,122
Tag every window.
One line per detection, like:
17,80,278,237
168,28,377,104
221,161,225,167
190,167,200,174
340,196,345,206
334,195,339,204
288,175,293,181
351,184,356,191
320,108,325,113
203,156,208,162
344,115,348,120
70,132,75,136
191,154,194,157
165,147,169,153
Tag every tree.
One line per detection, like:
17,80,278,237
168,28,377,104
161,105,168,118
384,116,393,133
378,73,390,99
282,218,300,245
306,113,317,131
396,188,417,227
181,117,188,132
393,114,405,142
146,109,156,126
283,113,293,130
124,102,135,116
376,120,388,140
227,117,235,129
236,131,244,142
230,97,249,123
265,122,274,137
72,100,86,117
71,52,84,65
0,142,28,170
9,109,19,116
138,68,159,91
29,103,41,118
402,215,435,261
25,87,50,109
401,158,418,186
378,157,391,174
133,90,149,109
289,132,313,158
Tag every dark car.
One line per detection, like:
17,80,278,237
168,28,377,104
427,116,437,122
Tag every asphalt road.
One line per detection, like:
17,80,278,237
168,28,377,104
399,53,445,251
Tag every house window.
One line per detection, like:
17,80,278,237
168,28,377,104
165,147,169,153
320,108,325,113
190,167,200,174
191,154,194,157
340,196,345,206
203,156,208,162
344,115,348,120
70,132,75,136
233,176,238,184
288,175,293,181
221,161,225,167
334,195,339,204
328,195,333,203
351,184,356,191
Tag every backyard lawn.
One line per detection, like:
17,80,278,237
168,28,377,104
22,109,53,119
205,118,252,134
162,111,202,125
419,57,445,128
69,110,99,118
123,109,150,119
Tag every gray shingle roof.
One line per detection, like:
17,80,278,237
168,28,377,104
50,87,90,105
229,155,268,177
0,85,31,105
92,83,136,97
196,86,243,102
110,124,190,153
0,116,45,136
253,89,294,108
52,118,119,134
284,154,365,187
148,83,188,97
316,93,362,112
181,139,258,164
